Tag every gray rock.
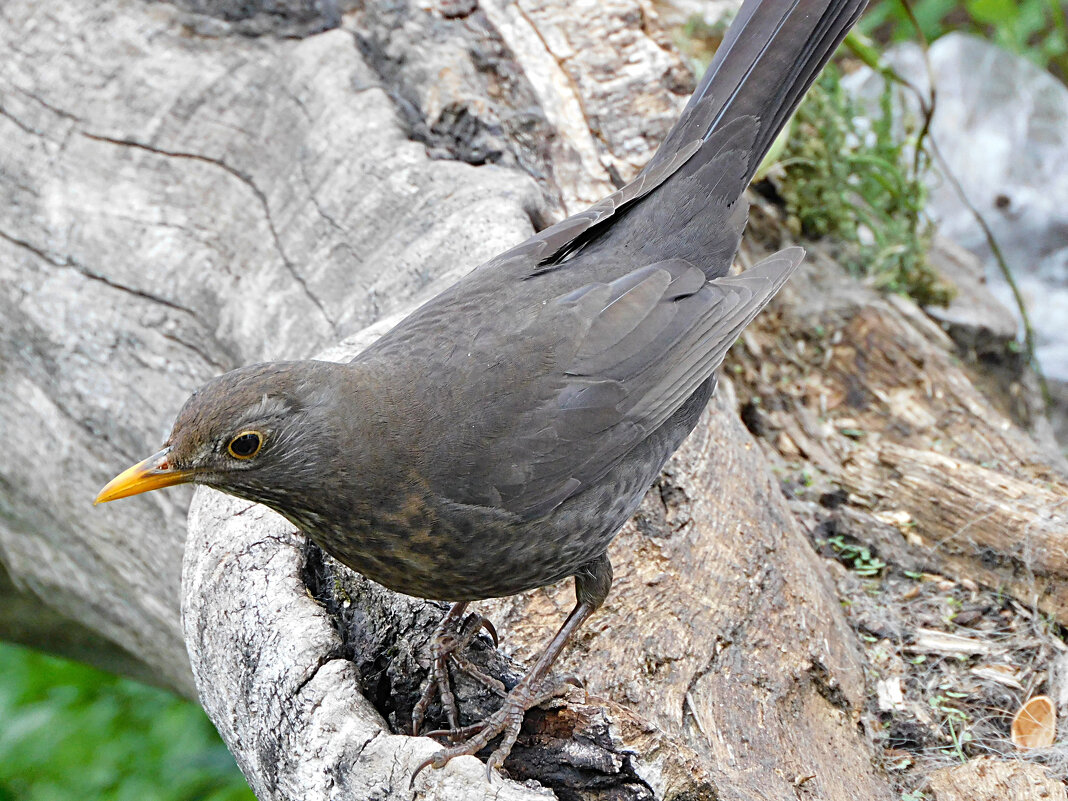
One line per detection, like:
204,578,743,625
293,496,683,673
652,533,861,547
844,33,1068,382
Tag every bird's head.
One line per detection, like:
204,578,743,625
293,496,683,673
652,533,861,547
95,361,345,507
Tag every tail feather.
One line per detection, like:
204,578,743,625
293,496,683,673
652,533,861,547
651,0,867,185
507,0,866,278
590,0,867,274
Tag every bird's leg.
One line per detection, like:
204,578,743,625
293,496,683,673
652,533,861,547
411,601,467,736
449,617,507,697
411,601,503,738
412,553,613,783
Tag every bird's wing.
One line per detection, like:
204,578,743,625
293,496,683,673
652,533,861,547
437,249,803,519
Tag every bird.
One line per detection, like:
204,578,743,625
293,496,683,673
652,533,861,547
96,0,867,777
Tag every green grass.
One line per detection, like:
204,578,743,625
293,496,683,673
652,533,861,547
775,64,951,307
674,9,955,307
0,642,254,801
862,0,1068,80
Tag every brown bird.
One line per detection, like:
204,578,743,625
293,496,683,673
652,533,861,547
96,0,867,776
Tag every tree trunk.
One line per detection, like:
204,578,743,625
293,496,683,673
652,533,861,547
727,218,1068,627
2,0,1063,799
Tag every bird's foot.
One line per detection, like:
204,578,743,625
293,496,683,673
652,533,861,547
411,607,503,738
411,675,579,785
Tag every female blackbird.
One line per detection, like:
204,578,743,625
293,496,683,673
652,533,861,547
97,0,867,776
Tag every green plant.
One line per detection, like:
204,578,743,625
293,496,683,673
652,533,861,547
774,65,951,306
825,534,888,577
0,643,254,801
930,691,973,761
862,0,1068,80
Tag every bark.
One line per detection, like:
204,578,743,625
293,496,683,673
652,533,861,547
0,561,162,686
728,212,1068,627
1,0,1063,799
925,757,1067,801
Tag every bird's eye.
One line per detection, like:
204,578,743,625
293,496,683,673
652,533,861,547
227,431,263,459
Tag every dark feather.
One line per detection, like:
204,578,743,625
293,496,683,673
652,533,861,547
361,0,866,521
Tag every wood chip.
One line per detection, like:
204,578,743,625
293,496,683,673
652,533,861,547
873,509,913,528
876,676,907,711
908,628,995,656
927,756,1066,801
1011,695,1056,750
777,430,801,457
970,664,1025,691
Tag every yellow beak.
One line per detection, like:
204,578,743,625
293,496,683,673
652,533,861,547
94,447,196,504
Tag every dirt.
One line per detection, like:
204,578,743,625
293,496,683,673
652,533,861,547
786,476,1068,798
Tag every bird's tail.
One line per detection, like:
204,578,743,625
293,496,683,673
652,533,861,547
587,0,867,275
650,0,867,186
520,0,867,276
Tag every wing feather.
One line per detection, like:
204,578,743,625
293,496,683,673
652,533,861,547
479,248,804,518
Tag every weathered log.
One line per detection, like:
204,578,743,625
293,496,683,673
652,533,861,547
926,756,1067,801
0,0,539,696
0,562,162,686
4,0,1063,798
729,211,1068,625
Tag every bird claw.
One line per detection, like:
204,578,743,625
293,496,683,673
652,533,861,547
408,753,442,790
412,674,574,782
411,606,503,739
476,615,499,648
414,683,533,780
424,720,487,740
409,597,599,783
